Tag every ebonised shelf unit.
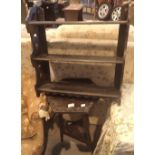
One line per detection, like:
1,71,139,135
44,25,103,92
25,2,131,154
26,1,130,100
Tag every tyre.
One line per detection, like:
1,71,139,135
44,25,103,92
97,2,112,20
111,6,122,21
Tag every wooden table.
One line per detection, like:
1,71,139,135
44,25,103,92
63,4,84,21
47,96,97,151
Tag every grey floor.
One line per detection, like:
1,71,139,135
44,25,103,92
45,121,101,155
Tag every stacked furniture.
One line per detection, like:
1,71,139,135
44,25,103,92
63,4,84,21
21,26,44,155
81,0,97,18
26,1,131,154
23,0,69,21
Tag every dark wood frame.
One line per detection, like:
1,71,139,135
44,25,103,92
26,2,130,99
25,2,131,154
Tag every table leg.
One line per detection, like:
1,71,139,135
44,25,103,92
82,114,92,151
59,114,64,143
41,119,52,155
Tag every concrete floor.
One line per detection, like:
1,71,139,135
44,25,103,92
45,121,101,155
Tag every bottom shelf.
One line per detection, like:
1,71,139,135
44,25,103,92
37,80,120,98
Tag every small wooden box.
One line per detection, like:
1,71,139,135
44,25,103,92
63,4,84,21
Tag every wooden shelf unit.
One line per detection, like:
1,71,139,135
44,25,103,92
26,2,130,99
25,3,131,154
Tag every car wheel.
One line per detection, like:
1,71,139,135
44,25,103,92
97,2,112,20
111,6,122,21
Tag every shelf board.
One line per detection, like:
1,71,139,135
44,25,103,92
28,20,128,26
32,54,124,65
37,81,121,98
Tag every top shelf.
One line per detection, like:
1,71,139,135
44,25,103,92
28,20,129,26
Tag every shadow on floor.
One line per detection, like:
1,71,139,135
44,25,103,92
44,100,111,155
51,141,70,155
45,121,102,155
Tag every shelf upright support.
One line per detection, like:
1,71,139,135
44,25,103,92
114,3,130,90
26,6,50,96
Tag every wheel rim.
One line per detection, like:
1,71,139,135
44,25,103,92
98,4,110,19
111,7,122,21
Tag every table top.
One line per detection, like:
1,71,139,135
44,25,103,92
63,4,84,11
47,96,97,113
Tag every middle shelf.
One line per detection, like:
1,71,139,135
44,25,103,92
32,54,124,65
